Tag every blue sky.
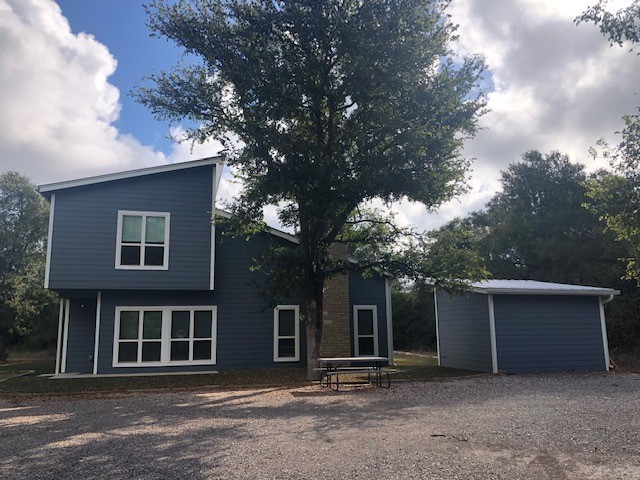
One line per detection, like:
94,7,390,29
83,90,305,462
57,0,180,154
0,0,638,230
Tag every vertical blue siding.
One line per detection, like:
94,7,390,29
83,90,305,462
48,165,214,290
494,295,607,373
436,290,492,372
64,297,96,374
349,273,389,358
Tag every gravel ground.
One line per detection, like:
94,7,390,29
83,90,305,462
1,373,639,480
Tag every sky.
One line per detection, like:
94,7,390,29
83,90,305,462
0,0,638,231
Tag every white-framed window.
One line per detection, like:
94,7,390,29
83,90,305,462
273,305,300,362
113,306,217,367
353,305,379,356
116,211,170,270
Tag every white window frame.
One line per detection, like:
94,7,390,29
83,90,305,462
353,305,379,357
273,305,300,362
115,210,170,270
112,306,217,367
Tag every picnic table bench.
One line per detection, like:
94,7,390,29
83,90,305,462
317,356,396,391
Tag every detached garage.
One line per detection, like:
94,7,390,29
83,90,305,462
434,280,619,374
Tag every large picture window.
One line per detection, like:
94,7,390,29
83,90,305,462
273,305,300,362
353,305,379,356
116,211,170,269
113,306,216,367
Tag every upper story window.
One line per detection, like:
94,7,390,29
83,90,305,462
116,211,170,270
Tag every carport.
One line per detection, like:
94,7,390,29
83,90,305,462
434,280,619,374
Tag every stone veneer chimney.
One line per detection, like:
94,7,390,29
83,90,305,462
321,243,351,357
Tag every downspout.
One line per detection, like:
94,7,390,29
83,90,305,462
602,294,615,305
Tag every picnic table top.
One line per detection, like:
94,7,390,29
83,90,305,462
318,356,390,363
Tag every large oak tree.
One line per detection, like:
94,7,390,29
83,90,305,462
136,0,486,377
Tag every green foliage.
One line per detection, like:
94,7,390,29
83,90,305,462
456,151,627,286
392,284,437,351
577,1,640,50
586,170,640,284
136,0,487,374
579,1,640,285
0,172,58,359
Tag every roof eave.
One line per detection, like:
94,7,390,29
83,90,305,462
38,156,224,195
472,287,621,296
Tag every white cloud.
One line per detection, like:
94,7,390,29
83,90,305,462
0,0,170,183
406,0,640,230
1,0,638,237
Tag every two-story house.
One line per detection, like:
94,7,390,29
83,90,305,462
39,157,392,375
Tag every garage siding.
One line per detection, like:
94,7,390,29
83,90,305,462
436,291,492,372
494,295,607,373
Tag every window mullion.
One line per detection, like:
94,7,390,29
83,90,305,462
189,310,195,361
137,310,143,363
140,214,147,266
161,309,169,365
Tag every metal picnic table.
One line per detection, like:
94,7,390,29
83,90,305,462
318,356,393,390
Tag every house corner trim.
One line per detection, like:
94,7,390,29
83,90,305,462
433,287,441,367
44,193,55,288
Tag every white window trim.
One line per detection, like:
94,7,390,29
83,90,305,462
273,305,300,362
115,210,170,270
353,305,379,357
112,306,217,367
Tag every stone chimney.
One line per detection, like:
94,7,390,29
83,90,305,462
321,243,351,357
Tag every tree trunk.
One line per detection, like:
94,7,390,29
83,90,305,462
305,294,323,381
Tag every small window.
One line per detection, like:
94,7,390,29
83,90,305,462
116,211,170,269
113,306,216,367
274,306,300,362
354,306,378,356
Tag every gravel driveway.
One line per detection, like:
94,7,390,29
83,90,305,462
1,373,639,480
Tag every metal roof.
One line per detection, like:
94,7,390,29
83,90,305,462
470,279,619,297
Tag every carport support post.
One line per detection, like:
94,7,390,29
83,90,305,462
598,297,611,372
433,288,441,366
55,299,64,375
92,292,102,375
61,299,70,374
487,295,498,374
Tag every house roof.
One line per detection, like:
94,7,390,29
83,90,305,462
38,156,223,197
214,208,300,245
469,279,619,297
214,208,361,265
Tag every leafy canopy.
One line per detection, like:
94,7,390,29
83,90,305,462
431,151,627,286
136,0,487,376
0,172,57,359
136,0,486,289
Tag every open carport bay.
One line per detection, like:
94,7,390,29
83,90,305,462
1,373,639,480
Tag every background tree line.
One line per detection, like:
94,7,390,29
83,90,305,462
393,150,640,364
395,1,640,363
0,172,58,361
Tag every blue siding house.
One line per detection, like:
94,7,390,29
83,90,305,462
435,280,619,374
40,157,393,375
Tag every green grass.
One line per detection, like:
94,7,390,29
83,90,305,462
391,352,477,380
0,353,477,396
